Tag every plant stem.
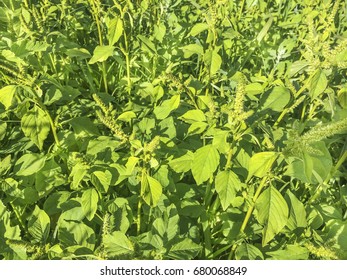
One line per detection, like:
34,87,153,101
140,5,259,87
137,198,142,235
229,176,268,259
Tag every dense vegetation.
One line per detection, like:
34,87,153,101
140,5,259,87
0,0,346,260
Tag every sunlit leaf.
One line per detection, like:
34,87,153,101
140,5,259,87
88,45,115,64
191,145,219,185
255,186,289,246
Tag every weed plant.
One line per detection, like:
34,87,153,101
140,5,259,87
0,0,346,260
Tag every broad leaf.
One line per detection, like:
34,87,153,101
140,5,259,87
103,231,134,257
204,49,222,76
179,109,206,123
310,69,327,99
247,152,278,181
81,188,99,221
89,45,115,64
187,121,208,136
181,44,204,58
215,170,241,210
261,86,290,111
235,243,264,260
91,170,112,193
169,151,194,173
141,174,162,207
58,220,95,250
0,85,16,109
285,190,307,230
168,238,201,259
14,153,46,176
153,95,180,120
190,23,209,36
21,105,50,150
255,186,289,246
28,206,50,243
191,145,219,185
107,17,123,45
117,111,136,122
266,245,309,260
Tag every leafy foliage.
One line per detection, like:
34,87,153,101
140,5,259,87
0,0,346,260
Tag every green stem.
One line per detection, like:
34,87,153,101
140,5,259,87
101,61,108,93
125,52,132,95
238,0,246,19
137,198,142,235
240,176,267,233
225,143,234,170
89,0,108,93
229,176,268,259
201,211,212,258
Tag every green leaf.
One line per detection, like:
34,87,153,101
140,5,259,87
261,86,290,111
302,151,313,184
169,151,194,173
0,155,11,175
21,105,50,150
43,191,71,216
204,49,222,76
141,174,162,207
255,186,289,246
137,35,157,54
14,153,46,176
266,245,309,260
179,109,206,123
289,60,310,77
103,231,134,257
66,48,91,60
190,23,209,36
59,198,85,222
285,190,307,230
323,219,347,258
88,45,115,64
310,69,327,99
154,23,166,42
69,163,88,190
117,111,136,122
187,121,208,136
245,83,263,96
285,142,332,184
235,243,264,260
191,145,219,185
0,85,16,109
212,129,229,153
168,238,201,259
81,188,99,221
58,220,95,250
215,170,241,210
181,44,204,58
107,17,123,45
1,178,23,199
152,204,179,241
247,152,278,181
153,95,180,120
28,206,50,243
0,199,21,242
69,116,99,136
256,16,273,43
91,170,112,193
0,120,6,141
